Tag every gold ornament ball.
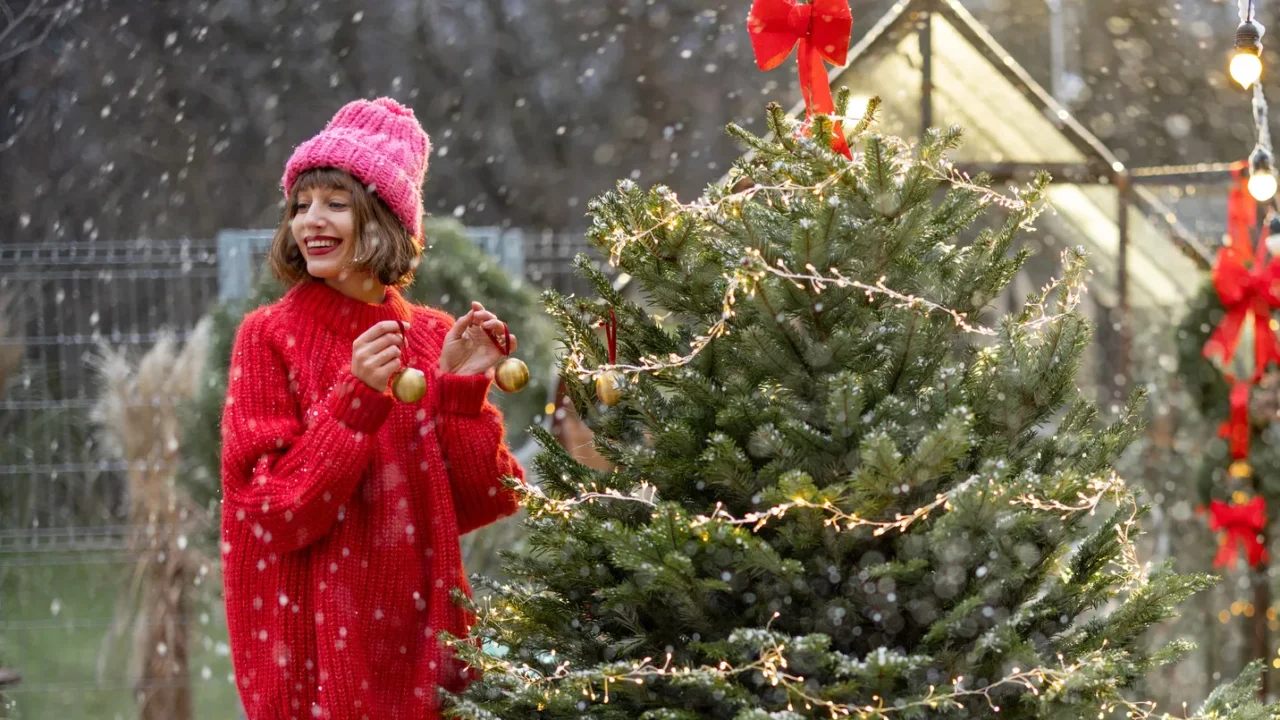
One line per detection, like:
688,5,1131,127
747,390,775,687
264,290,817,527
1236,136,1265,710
595,369,625,407
391,367,427,403
1230,460,1253,479
495,357,530,393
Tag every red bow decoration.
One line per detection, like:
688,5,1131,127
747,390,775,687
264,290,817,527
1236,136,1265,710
1219,380,1253,459
1203,174,1280,382
747,0,853,158
1210,496,1269,568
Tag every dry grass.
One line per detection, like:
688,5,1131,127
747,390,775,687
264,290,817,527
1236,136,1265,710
0,290,25,399
91,318,215,720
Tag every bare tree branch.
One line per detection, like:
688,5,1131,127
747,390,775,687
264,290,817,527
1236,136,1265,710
0,0,73,56
0,0,40,48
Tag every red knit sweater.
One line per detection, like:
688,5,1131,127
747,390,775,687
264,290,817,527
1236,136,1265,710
219,280,523,720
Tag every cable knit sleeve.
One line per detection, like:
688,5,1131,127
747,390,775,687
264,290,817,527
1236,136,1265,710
432,370,523,535
220,309,394,552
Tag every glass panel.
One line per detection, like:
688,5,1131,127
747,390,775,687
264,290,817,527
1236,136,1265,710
831,15,1203,309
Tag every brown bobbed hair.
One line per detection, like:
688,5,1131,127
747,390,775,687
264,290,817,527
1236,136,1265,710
268,167,422,289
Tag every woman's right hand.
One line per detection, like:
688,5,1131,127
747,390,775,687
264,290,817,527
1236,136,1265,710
352,320,408,392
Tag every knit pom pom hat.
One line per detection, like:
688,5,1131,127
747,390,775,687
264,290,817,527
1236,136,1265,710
282,97,431,239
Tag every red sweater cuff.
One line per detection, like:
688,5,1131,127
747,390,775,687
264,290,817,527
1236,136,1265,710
330,372,394,433
436,372,491,415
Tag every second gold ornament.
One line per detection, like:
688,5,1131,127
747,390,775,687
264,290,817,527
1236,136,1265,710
596,308,624,407
486,320,527,393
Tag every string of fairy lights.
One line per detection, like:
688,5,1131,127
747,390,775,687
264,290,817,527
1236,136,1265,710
1233,0,1279,202
564,156,1059,386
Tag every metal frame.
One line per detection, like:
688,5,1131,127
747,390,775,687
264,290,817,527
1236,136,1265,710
811,0,1232,385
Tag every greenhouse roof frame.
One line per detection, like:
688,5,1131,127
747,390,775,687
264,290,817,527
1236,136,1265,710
799,0,1235,379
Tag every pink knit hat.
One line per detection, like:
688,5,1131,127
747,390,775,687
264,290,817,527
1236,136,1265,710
282,97,431,238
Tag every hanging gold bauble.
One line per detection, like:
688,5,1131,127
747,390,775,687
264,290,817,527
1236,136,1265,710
391,367,427,403
595,369,625,407
1230,460,1253,479
494,357,529,393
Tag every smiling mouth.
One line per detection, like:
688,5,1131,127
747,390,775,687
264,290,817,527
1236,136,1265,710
305,236,342,256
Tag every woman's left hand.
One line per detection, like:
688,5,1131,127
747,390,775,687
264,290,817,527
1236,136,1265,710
437,301,518,378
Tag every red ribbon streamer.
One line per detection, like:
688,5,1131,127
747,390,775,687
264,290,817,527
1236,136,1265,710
1227,160,1258,253
1209,496,1269,569
1203,174,1280,382
604,309,618,364
747,0,853,158
1219,380,1252,460
396,319,413,366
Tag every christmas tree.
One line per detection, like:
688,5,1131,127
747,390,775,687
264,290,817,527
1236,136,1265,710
449,101,1273,718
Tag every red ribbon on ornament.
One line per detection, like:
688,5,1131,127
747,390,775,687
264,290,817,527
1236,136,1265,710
601,309,618,364
1219,379,1253,459
483,321,513,357
1209,496,1269,569
396,320,413,367
1203,173,1280,381
747,0,853,158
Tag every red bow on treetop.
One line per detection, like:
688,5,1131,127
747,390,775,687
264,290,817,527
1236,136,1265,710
1219,379,1253,460
1202,175,1280,381
747,0,853,158
1209,496,1269,569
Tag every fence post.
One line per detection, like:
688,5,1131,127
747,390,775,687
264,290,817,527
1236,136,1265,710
216,231,275,301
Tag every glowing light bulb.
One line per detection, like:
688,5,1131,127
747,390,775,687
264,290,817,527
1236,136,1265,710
1250,147,1277,202
1232,52,1263,88
1232,20,1266,89
1249,170,1276,202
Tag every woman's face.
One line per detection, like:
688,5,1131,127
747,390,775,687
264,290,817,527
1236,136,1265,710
291,185,357,280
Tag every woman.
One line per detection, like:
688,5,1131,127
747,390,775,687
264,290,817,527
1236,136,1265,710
220,97,523,719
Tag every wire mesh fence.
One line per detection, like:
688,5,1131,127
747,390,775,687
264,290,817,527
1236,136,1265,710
2,240,220,539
